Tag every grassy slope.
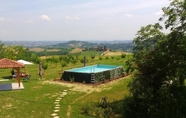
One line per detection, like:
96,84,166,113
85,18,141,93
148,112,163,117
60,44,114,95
0,55,132,118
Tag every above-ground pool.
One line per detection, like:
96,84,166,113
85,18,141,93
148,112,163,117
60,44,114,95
61,64,124,84
65,64,118,73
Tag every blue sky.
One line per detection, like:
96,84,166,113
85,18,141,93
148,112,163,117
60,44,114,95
0,0,170,41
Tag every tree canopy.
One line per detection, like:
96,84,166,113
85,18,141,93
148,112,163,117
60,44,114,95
0,40,39,63
124,0,186,117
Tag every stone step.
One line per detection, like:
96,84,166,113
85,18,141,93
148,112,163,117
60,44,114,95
54,109,60,112
51,113,57,117
55,99,60,102
54,102,60,104
55,104,60,107
55,106,60,109
53,116,60,118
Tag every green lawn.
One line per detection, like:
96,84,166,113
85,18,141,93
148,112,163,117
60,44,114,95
0,55,131,118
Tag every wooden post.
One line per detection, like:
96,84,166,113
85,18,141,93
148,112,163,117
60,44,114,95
15,67,21,87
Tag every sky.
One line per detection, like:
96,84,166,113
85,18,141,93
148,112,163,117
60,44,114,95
0,0,170,41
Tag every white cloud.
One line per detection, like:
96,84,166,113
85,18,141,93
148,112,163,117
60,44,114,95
0,17,4,21
40,15,51,21
65,16,79,20
155,10,163,16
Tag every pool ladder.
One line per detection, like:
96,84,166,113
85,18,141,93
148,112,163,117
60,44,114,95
91,73,95,83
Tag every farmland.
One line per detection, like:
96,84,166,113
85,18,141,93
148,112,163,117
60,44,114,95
0,53,132,118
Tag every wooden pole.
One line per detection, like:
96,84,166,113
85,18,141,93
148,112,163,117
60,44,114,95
15,67,21,87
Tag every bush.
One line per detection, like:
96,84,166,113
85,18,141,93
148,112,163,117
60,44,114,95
69,76,74,83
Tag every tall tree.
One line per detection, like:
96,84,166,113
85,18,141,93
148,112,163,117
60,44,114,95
0,40,4,59
124,0,186,117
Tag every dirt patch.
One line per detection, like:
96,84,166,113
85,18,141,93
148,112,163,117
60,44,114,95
70,48,82,53
29,48,44,52
43,76,130,93
46,49,60,52
103,51,129,56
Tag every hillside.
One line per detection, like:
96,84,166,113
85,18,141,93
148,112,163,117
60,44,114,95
53,40,134,52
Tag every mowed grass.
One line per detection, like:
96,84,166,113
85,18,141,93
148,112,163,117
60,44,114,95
0,55,132,118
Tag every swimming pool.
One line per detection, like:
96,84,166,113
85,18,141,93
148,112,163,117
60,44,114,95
65,64,118,73
61,64,124,84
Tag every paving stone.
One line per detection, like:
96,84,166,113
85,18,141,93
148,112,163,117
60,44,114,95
55,99,60,102
57,97,62,100
62,92,67,96
63,90,68,92
54,102,60,104
54,109,60,112
60,95,65,98
54,116,60,118
55,107,60,109
51,113,57,116
57,97,62,99
55,104,60,107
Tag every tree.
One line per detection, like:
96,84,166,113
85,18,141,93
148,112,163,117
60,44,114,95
0,40,4,59
104,45,107,51
61,61,67,70
121,53,126,61
71,58,78,65
91,54,95,62
124,0,186,117
99,56,103,62
42,62,48,74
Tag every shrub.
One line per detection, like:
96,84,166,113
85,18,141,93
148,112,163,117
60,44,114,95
69,76,74,83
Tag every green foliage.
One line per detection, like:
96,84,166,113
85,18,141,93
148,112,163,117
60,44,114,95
121,53,126,59
124,0,186,117
99,56,103,61
60,55,70,64
32,48,71,56
61,61,67,69
81,97,123,118
90,54,95,60
105,56,109,60
125,59,134,75
0,44,39,63
42,62,48,71
80,57,88,64
0,40,4,59
69,76,74,83
111,56,114,60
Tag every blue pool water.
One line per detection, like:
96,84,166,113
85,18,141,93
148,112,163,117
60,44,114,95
65,64,118,73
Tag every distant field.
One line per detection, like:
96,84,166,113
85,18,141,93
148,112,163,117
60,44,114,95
81,50,102,56
46,49,60,52
29,48,44,52
39,55,60,59
70,48,82,53
104,51,123,56
103,51,128,56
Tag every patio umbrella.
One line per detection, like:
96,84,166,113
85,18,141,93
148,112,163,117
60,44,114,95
17,60,33,65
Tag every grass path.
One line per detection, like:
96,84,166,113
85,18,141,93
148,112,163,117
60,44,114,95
67,92,91,118
43,75,131,117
